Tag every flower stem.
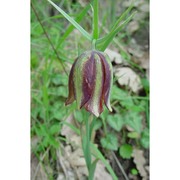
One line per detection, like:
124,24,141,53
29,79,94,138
92,39,96,50
86,114,92,170
81,114,95,180
93,0,99,39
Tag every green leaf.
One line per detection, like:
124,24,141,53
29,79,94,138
97,11,136,51
111,86,128,101
91,143,118,180
49,101,65,119
127,132,140,139
119,144,133,159
42,136,49,147
101,133,118,150
52,74,68,86
107,114,124,131
110,3,134,32
47,0,92,41
120,99,134,109
100,108,109,120
93,118,102,131
140,128,149,149
35,124,48,137
61,121,80,135
31,106,41,119
73,110,84,123
57,4,91,48
131,168,138,175
89,159,98,180
50,123,61,135
141,78,149,94
49,86,67,97
112,86,141,110
48,135,59,148
125,112,142,133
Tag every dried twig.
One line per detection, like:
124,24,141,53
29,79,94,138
112,151,129,180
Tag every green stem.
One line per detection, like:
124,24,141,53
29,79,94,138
82,114,95,180
92,39,96,50
93,0,99,39
86,114,92,170
81,114,96,180
102,117,107,135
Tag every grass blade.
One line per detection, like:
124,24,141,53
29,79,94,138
57,4,91,48
98,11,136,51
110,3,134,32
61,121,80,135
89,159,98,180
47,0,92,41
91,143,118,180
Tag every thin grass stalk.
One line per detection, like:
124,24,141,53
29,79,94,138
31,2,68,75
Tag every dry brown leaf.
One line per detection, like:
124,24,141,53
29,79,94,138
137,52,149,70
133,11,147,21
70,148,86,167
127,21,139,34
61,115,81,147
132,149,147,179
139,3,149,13
94,161,113,180
31,153,52,180
114,67,142,93
123,0,144,8
128,39,144,58
105,48,124,64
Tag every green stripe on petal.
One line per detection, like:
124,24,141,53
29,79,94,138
85,53,104,117
73,52,91,109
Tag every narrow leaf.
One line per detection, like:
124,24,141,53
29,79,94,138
110,3,134,31
57,4,91,48
98,12,136,51
47,0,92,41
61,121,80,135
89,159,98,180
91,143,118,180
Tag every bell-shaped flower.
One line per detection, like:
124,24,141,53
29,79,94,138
65,50,113,117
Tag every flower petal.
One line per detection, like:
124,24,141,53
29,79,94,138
80,52,95,108
73,52,91,109
65,58,77,105
98,52,113,112
84,52,104,117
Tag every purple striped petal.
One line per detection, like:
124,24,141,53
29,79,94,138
84,52,104,117
80,52,96,108
65,58,77,105
97,52,113,112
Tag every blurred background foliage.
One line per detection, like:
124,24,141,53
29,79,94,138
31,0,149,179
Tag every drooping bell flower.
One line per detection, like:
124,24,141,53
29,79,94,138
65,50,113,117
